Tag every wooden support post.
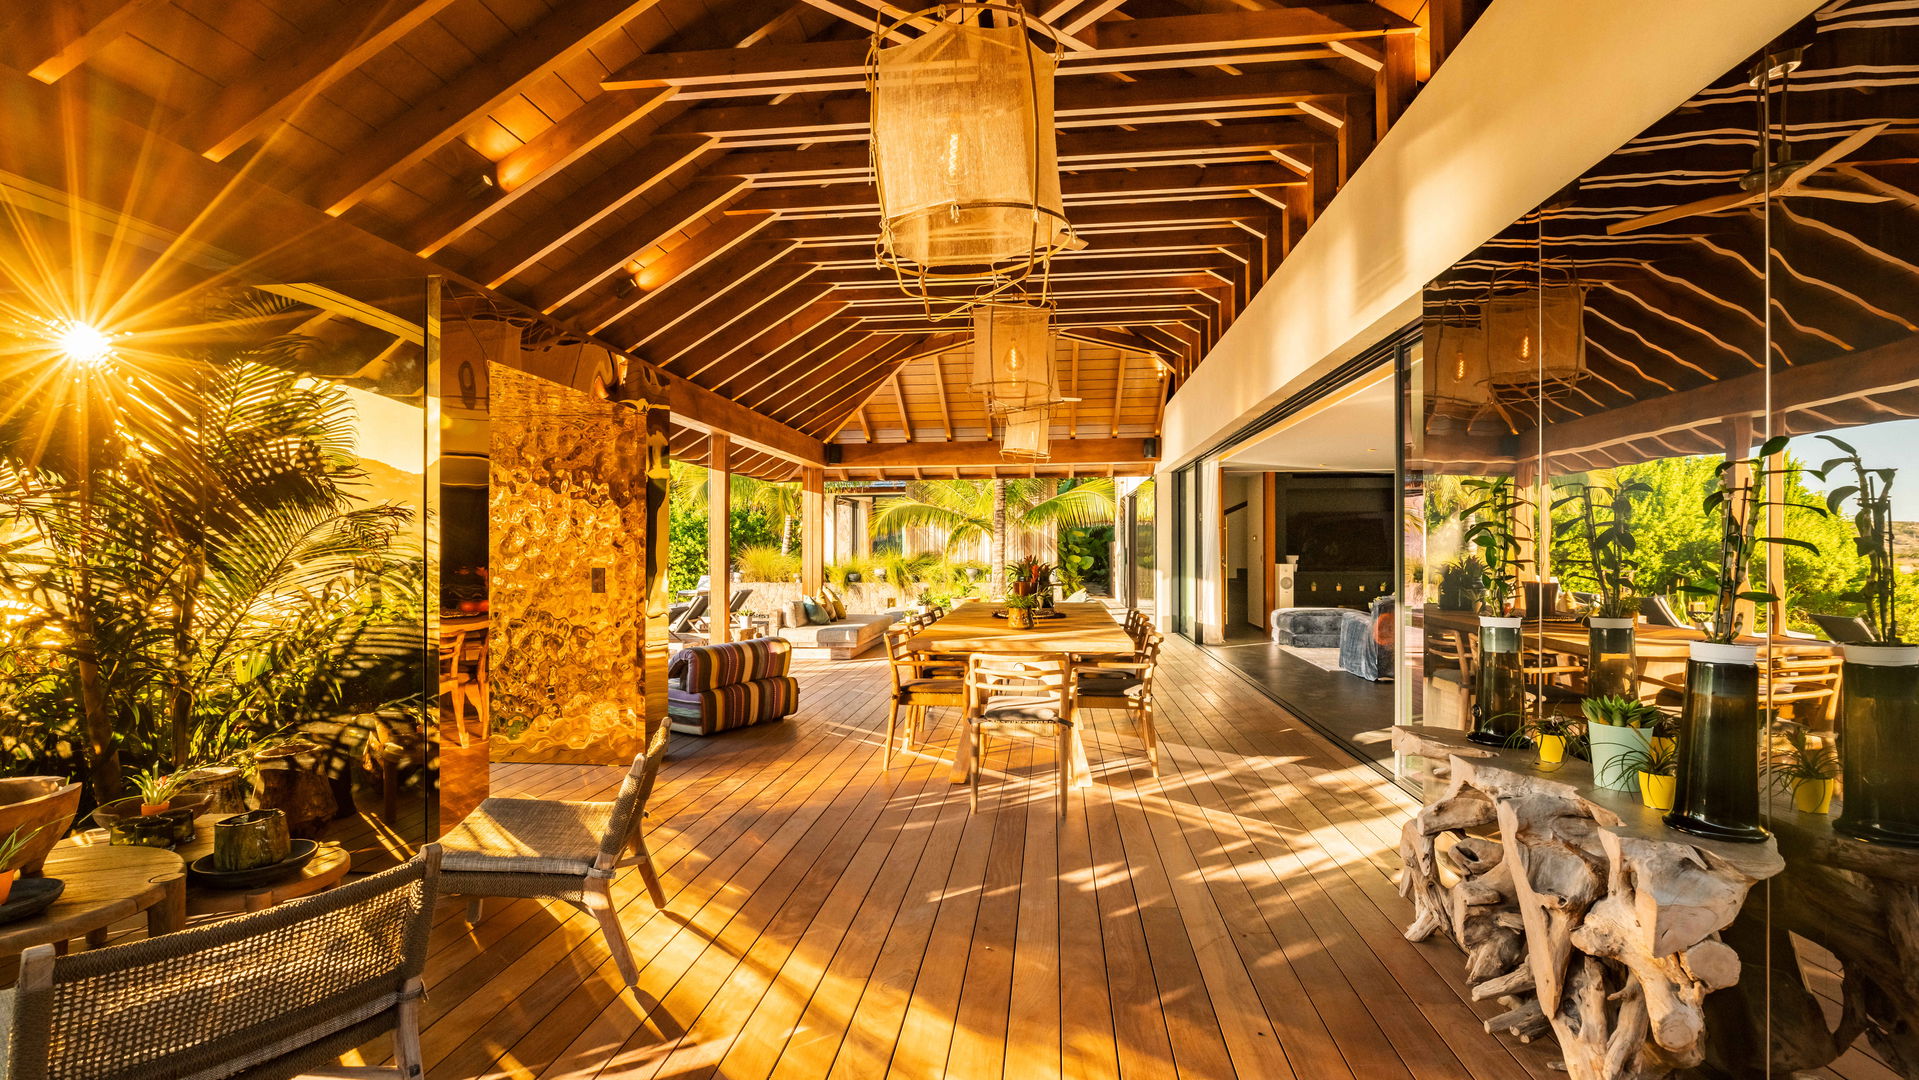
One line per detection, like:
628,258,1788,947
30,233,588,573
1377,31,1417,139
707,433,732,645
1260,472,1278,629
1726,415,1755,637
801,466,825,595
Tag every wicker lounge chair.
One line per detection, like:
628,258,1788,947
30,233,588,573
5,846,441,1080
438,721,669,987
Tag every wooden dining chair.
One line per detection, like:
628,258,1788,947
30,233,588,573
1077,631,1162,773
963,653,1083,815
883,625,967,768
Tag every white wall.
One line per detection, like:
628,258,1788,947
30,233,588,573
1154,0,1823,634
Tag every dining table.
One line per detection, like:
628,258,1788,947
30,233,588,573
904,600,1136,783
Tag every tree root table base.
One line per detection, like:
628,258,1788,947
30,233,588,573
1392,726,1783,1080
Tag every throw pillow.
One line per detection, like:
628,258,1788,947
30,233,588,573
802,596,829,624
820,584,846,620
784,600,809,628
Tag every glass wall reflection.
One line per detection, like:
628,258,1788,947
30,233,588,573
1398,6,1919,1073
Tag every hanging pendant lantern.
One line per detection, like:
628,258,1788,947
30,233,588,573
999,406,1052,460
1483,285,1587,392
970,301,1059,413
1424,317,1488,420
869,4,1075,301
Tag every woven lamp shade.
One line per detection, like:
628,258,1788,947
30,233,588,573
871,17,1071,278
1484,286,1587,389
1426,318,1487,416
970,302,1059,413
999,407,1052,460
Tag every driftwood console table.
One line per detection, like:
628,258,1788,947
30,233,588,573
1392,726,1784,1080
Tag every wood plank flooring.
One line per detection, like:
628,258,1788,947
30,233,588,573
375,635,1573,1079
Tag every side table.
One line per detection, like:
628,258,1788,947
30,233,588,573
0,842,185,959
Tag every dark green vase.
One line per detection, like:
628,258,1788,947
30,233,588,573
1834,644,1919,846
1587,618,1637,700
1667,643,1768,843
1469,616,1526,747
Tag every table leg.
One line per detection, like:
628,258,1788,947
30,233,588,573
148,873,187,936
83,928,106,948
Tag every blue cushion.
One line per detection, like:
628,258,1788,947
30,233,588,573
802,598,829,624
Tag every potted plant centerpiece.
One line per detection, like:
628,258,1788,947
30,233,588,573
1004,558,1052,630
1582,695,1663,792
1819,436,1919,843
1554,477,1651,699
1461,477,1529,747
1772,724,1841,815
1668,435,1821,843
1613,740,1680,811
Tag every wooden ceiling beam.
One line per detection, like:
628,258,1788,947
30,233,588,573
644,272,829,369
307,0,666,216
679,295,850,383
466,137,719,290
716,121,1328,180
835,437,1157,468
795,336,962,436
179,0,462,161
710,320,866,399
816,253,1239,283
590,229,792,341
744,333,901,421
607,7,1408,91
12,0,170,83
827,275,1229,302
404,88,677,258
890,375,914,442
791,230,1254,263
661,69,1351,139
664,371,826,465
534,177,758,315
734,163,1303,216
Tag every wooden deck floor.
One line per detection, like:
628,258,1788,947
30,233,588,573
381,636,1573,1080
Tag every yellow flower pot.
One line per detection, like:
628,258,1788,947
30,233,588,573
1638,771,1676,811
1793,778,1834,815
1652,736,1677,758
1536,734,1566,764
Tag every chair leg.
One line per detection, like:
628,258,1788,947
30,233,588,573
465,897,485,924
884,697,900,769
1140,703,1158,774
584,878,639,987
634,838,668,909
969,731,984,812
392,977,426,1078
1056,729,1071,816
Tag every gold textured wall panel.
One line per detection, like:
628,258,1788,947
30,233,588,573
487,362,651,764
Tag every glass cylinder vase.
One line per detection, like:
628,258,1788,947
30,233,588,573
1666,641,1768,843
1468,616,1526,746
1834,643,1919,846
1587,617,1638,700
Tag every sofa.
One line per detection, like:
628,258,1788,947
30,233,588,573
666,637,800,736
1269,607,1348,648
778,611,898,660
1337,596,1395,681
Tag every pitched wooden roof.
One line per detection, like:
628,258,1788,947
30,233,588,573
1,0,1458,479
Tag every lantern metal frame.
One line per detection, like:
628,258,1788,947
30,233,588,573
998,405,1052,460
866,2,1078,314
970,299,1062,414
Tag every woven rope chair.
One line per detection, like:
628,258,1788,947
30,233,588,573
963,653,1083,815
438,721,669,987
5,846,441,1080
1077,631,1163,774
882,625,966,768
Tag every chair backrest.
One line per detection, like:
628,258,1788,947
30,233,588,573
966,653,1075,716
727,588,753,613
1640,594,1687,628
599,722,670,868
883,625,917,693
7,848,440,1080
1811,613,1878,643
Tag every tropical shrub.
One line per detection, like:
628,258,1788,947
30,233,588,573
736,545,800,583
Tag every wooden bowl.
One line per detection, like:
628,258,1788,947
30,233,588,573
0,777,81,876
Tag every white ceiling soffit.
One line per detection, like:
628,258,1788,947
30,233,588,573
1220,367,1396,473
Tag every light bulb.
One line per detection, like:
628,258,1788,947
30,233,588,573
1005,346,1021,372
52,321,113,368
945,131,962,187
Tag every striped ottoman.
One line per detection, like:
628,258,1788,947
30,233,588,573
666,637,801,736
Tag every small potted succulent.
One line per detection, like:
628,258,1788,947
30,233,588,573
1771,724,1841,815
131,766,190,816
1515,713,1581,765
1617,740,1680,811
1582,695,1663,792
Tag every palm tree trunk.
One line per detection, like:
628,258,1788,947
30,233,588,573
72,451,122,803
990,480,1007,596
781,514,792,555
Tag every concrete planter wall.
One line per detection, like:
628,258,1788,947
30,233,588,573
738,580,911,616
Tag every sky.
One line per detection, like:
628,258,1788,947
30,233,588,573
1787,418,1919,521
